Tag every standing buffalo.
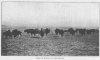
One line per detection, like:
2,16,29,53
24,29,39,36
44,28,50,36
2,30,12,38
55,28,60,35
12,29,22,37
68,28,75,36
39,28,45,38
24,29,34,35
89,29,96,34
34,28,40,36
86,30,91,35
24,28,50,38
86,29,96,35
95,29,99,33
59,29,65,37
64,30,68,32
77,29,86,36
55,28,65,37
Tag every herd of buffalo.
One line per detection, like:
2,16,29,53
55,28,99,36
2,28,99,38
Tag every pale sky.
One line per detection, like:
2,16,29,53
2,2,99,28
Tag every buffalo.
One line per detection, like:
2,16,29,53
24,29,39,36
89,29,96,34
68,28,75,36
55,28,65,37
39,28,45,38
44,28,50,36
86,29,96,35
34,28,40,36
2,30,12,38
55,28,60,35
12,29,22,37
77,29,86,36
24,28,50,38
95,29,99,33
59,29,65,37
24,29,34,35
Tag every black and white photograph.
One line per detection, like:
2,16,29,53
1,2,99,56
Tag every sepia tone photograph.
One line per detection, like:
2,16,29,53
1,2,99,56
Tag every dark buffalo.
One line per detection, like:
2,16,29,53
24,29,33,35
75,29,79,33
39,28,45,38
24,28,50,37
59,29,65,37
24,29,40,36
64,30,68,32
44,28,50,36
34,28,40,36
68,28,75,36
90,29,96,34
55,28,60,35
24,29,35,36
24,29,30,34
55,28,65,37
86,29,96,35
95,29,99,33
12,29,22,37
78,29,86,36
2,30,12,38
86,30,91,35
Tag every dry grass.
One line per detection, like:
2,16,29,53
1,28,99,56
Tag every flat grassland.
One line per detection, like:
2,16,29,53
1,27,99,56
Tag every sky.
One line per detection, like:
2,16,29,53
2,2,99,28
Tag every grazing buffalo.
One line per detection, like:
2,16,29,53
2,30,12,38
78,29,86,36
68,28,75,36
12,29,22,37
